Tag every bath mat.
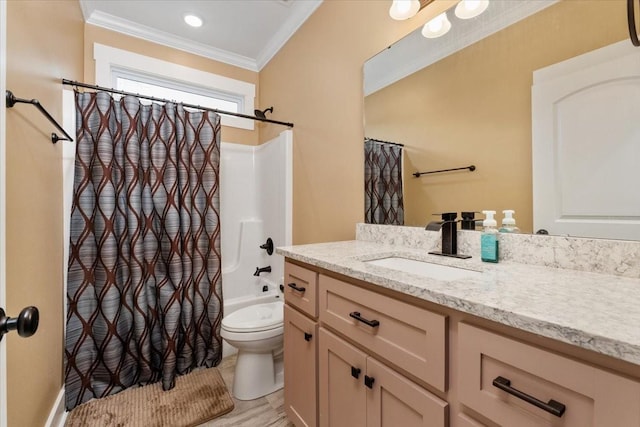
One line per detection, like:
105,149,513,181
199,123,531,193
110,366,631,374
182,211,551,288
65,367,234,427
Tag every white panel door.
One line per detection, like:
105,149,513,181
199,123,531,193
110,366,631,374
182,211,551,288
532,40,640,240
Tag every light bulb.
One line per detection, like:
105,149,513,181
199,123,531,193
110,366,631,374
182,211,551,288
421,13,451,38
184,14,203,28
389,0,421,21
455,0,489,19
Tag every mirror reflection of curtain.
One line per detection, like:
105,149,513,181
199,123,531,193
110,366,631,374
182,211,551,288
364,138,404,225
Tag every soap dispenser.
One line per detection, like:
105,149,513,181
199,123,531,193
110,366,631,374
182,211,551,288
481,210,499,263
499,210,521,233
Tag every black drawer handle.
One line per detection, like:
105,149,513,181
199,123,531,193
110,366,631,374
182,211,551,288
351,366,361,379
304,332,312,342
493,376,566,418
287,282,306,293
349,311,380,328
364,375,375,389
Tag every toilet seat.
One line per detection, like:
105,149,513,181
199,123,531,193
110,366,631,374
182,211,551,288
222,301,284,333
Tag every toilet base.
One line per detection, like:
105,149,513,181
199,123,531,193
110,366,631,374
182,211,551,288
232,349,284,400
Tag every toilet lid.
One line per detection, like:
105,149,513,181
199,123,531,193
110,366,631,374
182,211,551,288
222,301,284,332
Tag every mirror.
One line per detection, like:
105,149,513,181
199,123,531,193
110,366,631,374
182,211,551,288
364,0,630,236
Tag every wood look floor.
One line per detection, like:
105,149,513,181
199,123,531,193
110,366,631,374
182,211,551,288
200,354,294,427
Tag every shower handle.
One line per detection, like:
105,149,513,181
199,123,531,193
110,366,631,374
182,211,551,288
259,238,274,255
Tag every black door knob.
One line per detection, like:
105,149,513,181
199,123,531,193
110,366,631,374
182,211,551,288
0,306,39,341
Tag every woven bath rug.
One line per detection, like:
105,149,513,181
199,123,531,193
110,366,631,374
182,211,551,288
65,367,234,427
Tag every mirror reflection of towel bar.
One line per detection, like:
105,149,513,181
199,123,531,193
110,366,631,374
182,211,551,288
413,165,476,178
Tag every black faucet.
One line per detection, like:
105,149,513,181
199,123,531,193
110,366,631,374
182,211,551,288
461,211,477,230
427,212,471,259
254,266,272,276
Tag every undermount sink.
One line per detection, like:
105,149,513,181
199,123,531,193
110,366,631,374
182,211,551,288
364,257,482,281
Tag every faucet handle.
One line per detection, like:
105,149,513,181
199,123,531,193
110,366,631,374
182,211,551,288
432,212,457,221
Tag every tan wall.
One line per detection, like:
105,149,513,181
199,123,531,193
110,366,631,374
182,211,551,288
84,25,260,146
6,1,84,426
365,1,627,231
259,1,456,244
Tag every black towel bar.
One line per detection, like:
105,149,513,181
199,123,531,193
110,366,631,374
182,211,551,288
5,90,73,144
413,165,476,178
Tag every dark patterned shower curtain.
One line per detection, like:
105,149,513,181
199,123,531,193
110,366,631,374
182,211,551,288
364,139,404,225
65,91,223,410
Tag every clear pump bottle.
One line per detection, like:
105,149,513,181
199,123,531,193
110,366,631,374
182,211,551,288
481,210,499,263
499,210,520,233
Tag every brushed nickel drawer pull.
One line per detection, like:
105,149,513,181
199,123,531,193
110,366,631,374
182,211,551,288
493,376,566,417
349,311,380,328
287,282,306,293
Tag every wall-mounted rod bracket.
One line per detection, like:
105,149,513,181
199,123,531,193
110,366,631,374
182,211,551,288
413,165,476,178
6,90,73,144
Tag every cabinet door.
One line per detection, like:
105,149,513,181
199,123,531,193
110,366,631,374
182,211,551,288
318,328,367,427
366,357,448,427
284,305,318,427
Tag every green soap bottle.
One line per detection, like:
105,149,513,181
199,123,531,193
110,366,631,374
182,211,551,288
481,210,499,263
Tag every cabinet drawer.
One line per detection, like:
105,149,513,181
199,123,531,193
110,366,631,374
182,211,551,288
285,261,319,318
319,274,447,392
459,323,640,426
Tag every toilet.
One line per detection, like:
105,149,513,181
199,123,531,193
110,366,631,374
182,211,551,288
221,300,284,400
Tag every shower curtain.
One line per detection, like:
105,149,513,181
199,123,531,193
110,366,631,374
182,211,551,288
64,91,223,410
364,139,404,225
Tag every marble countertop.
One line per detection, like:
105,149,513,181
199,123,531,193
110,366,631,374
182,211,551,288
277,240,640,366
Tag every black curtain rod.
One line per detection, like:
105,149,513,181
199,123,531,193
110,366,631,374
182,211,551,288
413,165,476,178
365,137,404,147
61,79,294,128
6,90,73,144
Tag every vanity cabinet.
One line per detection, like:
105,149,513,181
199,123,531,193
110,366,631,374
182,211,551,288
458,323,640,426
283,258,640,427
284,262,319,427
319,327,448,427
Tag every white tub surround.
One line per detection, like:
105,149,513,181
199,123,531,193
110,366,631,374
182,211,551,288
277,225,640,366
220,130,292,307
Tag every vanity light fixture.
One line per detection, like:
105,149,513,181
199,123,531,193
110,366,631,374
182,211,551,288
455,0,489,19
183,14,203,28
389,0,421,21
422,12,452,38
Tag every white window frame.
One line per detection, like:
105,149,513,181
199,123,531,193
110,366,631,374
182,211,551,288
94,43,255,130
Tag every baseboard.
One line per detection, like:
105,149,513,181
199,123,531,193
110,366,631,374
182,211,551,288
45,388,67,427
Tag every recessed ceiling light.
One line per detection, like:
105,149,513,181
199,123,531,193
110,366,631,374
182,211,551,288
184,14,203,28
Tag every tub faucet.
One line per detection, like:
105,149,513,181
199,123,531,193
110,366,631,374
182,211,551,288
254,266,272,276
427,212,471,259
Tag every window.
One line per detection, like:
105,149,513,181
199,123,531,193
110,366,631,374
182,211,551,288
94,43,256,130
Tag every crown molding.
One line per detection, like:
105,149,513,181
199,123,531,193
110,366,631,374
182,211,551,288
256,0,323,70
85,10,259,72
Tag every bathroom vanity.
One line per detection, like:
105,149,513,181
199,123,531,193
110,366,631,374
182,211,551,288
279,225,640,427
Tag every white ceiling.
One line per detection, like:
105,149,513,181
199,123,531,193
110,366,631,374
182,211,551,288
79,0,323,72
